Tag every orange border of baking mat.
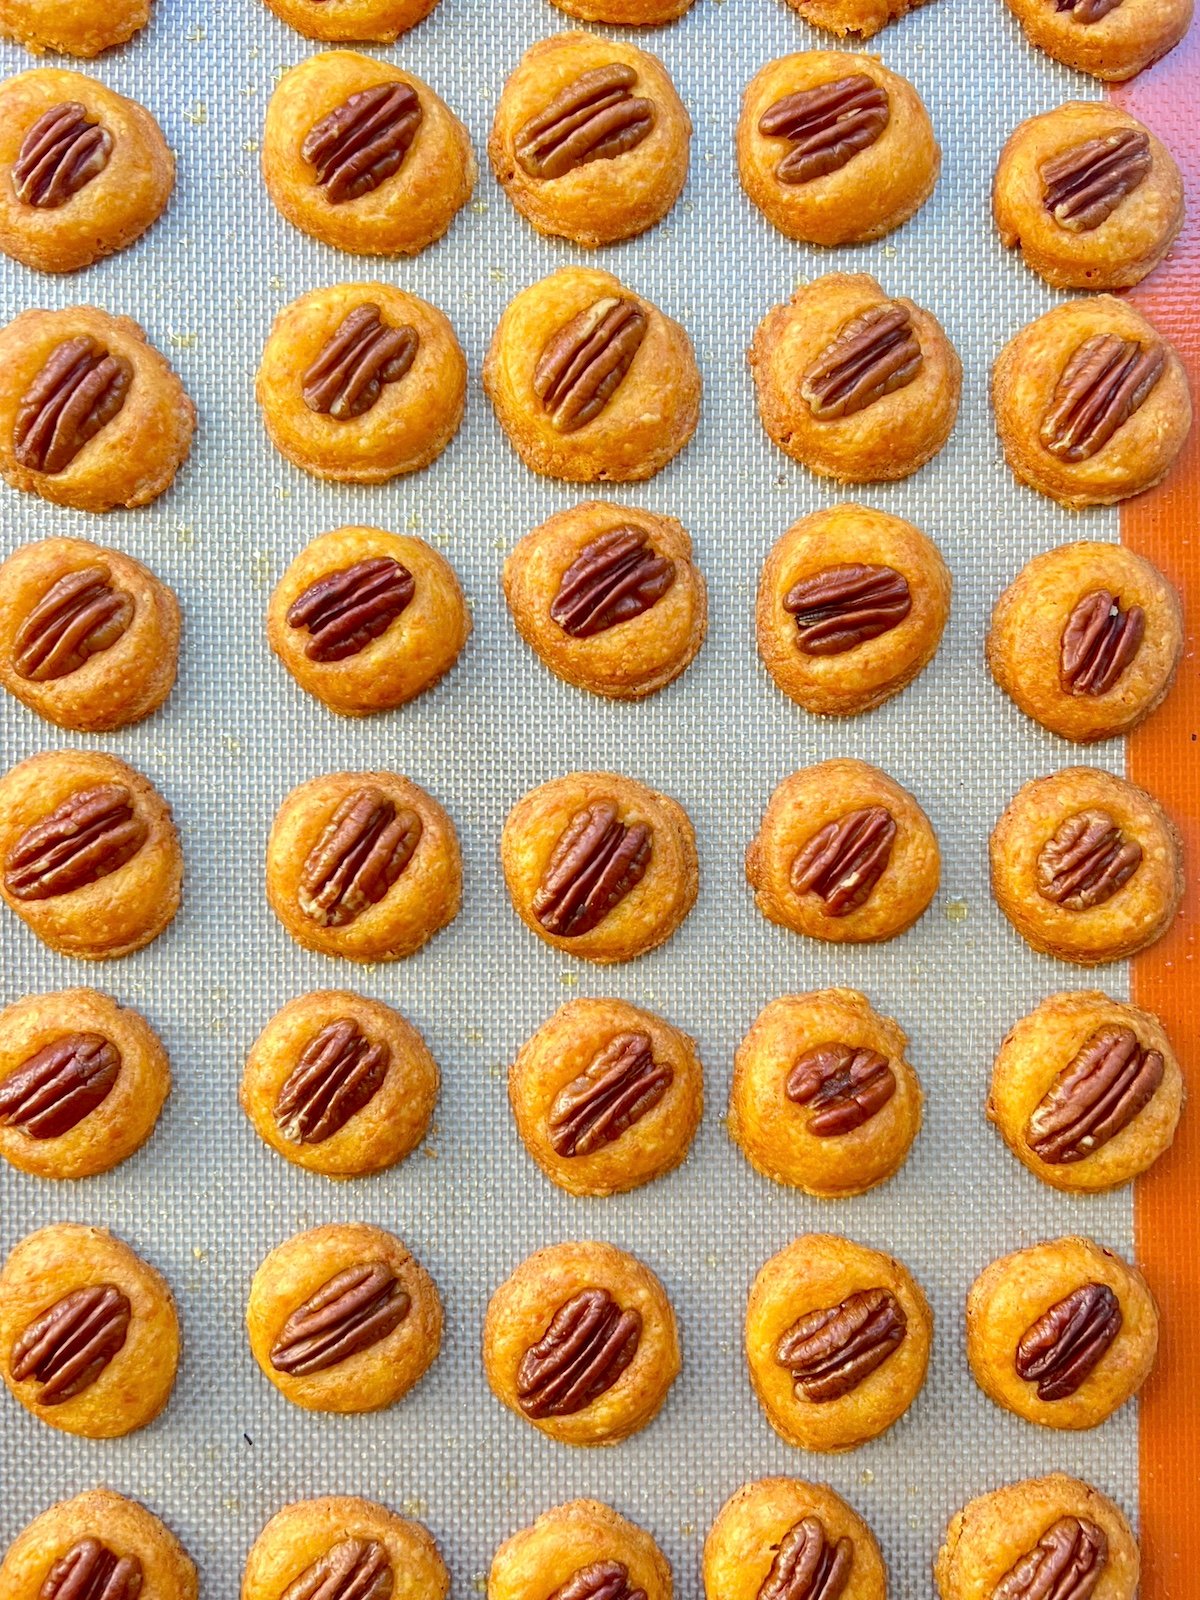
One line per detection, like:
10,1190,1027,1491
1111,30,1200,1595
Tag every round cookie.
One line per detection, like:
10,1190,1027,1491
0,536,180,732
1000,0,1192,80
745,1233,932,1452
483,265,701,483
490,34,690,249
483,1240,680,1446
0,0,151,56
704,1479,887,1600
501,770,698,963
0,749,182,960
0,987,170,1179
757,503,950,717
750,272,961,483
965,1236,1158,1430
241,989,439,1179
247,1222,442,1414
988,541,1182,743
256,283,466,484
503,501,706,701
489,1501,672,1600
738,54,939,246
0,69,173,273
936,1474,1139,1600
508,997,703,1197
746,759,940,945
0,1490,197,1600
259,0,441,42
988,990,1183,1194
265,769,461,963
992,296,1191,509
262,51,474,257
267,526,471,716
242,1497,448,1600
989,766,1183,965
0,1223,178,1438
729,989,923,1198
781,0,931,34
993,102,1183,291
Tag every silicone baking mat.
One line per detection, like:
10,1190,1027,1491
2,0,1192,1590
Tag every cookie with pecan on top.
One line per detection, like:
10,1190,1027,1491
1001,0,1191,80
242,1497,448,1600
490,1501,673,1600
0,0,152,56
0,1490,197,1600
705,1479,887,1600
259,0,441,41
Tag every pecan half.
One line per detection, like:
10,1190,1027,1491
274,1019,390,1145
791,806,897,917
758,75,889,187
5,784,147,903
993,1517,1108,1600
1041,130,1152,233
1036,809,1142,911
549,1562,646,1600
759,1516,854,1600
13,565,134,682
777,1287,907,1403
516,65,655,180
281,1538,394,1600
531,801,652,937
286,558,416,663
800,305,922,420
1060,590,1145,697
1027,1025,1164,1165
1054,0,1124,24
1015,1282,1122,1401
550,527,675,638
302,304,419,420
302,83,422,204
1040,334,1164,462
13,102,113,209
10,1284,131,1404
39,1538,143,1600
14,337,132,475
298,788,422,928
548,1031,672,1156
784,564,911,656
0,1032,120,1140
270,1262,410,1376
786,1044,896,1137
516,1286,641,1418
533,297,647,433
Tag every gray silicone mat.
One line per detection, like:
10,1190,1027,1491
0,0,1139,1592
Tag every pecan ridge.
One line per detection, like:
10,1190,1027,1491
1060,590,1145,697
302,83,423,204
759,75,890,187
1015,1282,1122,1400
10,1284,131,1404
280,1538,394,1600
39,1538,143,1600
992,1517,1107,1600
776,1286,907,1403
517,1286,641,1417
533,296,647,433
1026,1025,1164,1165
791,806,897,917
14,336,133,475
800,304,922,420
270,1261,410,1376
287,558,416,663
516,65,655,180
759,1516,855,1600
548,1031,672,1156
1055,0,1125,24
548,1561,646,1600
13,102,113,209
550,527,675,638
13,565,134,682
1041,130,1152,233
1036,808,1141,911
302,304,419,420
298,787,422,928
274,1018,390,1145
1040,334,1165,463
531,800,652,937
784,564,911,656
5,783,148,903
0,1032,120,1140
786,1043,896,1137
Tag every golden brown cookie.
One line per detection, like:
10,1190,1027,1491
0,1490,197,1600
757,503,950,716
262,51,474,257
1001,0,1192,80
988,541,1182,743
0,69,172,273
483,1240,680,1446
242,1497,449,1600
988,991,1183,1194
0,536,180,732
738,54,939,246
508,997,703,1197
704,1479,887,1600
993,102,1183,290
501,770,698,964
729,989,922,1198
745,1233,932,1452
259,0,440,41
247,1222,442,1414
992,296,1191,508
267,526,470,716
0,987,169,1180
0,1223,178,1437
265,769,461,963
0,0,151,56
750,273,960,483
0,306,194,513
989,766,1183,965
746,759,940,945
966,1236,1158,1430
782,0,930,34
483,266,701,483
503,501,706,701
489,1501,672,1600
0,749,182,960
241,989,438,1179
490,35,690,249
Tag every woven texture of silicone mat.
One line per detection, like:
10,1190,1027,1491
0,0,1147,1591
